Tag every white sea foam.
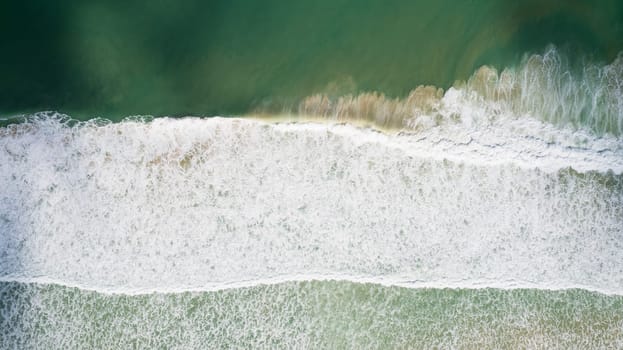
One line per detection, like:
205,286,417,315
0,115,622,294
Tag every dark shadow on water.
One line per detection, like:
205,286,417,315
0,1,79,113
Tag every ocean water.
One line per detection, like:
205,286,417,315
2,0,623,118
1,1,623,349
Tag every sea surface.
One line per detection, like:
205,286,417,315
1,0,623,348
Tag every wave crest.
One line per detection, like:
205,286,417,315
297,48,623,136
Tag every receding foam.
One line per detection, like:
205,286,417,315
0,115,622,295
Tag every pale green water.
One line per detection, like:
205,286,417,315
2,281,622,349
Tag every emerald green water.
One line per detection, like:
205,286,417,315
1,0,622,119
2,281,622,349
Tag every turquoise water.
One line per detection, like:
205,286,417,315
1,1,623,348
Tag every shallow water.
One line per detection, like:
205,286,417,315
2,281,622,349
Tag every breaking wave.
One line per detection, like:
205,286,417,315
297,48,623,136
1,114,621,295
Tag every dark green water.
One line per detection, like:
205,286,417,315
1,0,622,119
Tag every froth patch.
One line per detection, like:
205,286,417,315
0,116,622,294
